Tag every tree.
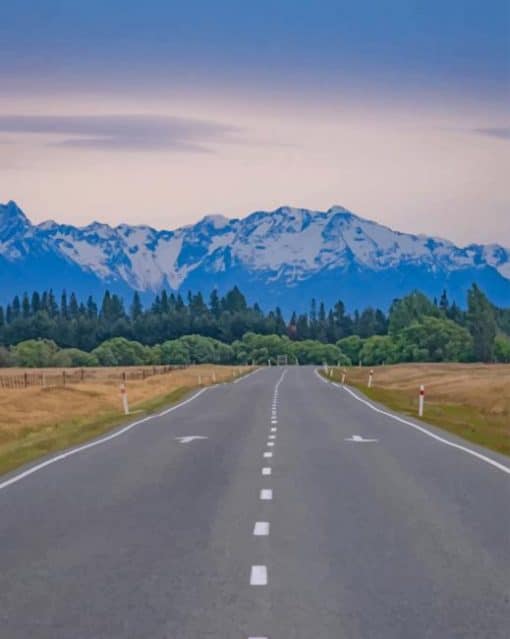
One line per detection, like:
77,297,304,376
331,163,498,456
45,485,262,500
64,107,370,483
466,284,497,362
360,335,398,365
337,335,363,364
131,292,143,320
388,291,438,334
494,336,510,362
398,316,473,362
12,339,60,367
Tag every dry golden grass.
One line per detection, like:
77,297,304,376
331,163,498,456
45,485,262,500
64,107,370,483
0,365,252,476
329,363,510,455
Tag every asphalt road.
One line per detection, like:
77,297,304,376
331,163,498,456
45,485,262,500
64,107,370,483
0,366,509,638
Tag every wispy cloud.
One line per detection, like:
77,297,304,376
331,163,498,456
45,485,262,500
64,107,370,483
473,127,510,140
0,114,240,152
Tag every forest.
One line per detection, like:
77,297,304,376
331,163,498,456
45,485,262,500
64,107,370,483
0,284,509,367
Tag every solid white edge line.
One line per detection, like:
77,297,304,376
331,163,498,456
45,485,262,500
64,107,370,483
314,369,510,476
233,367,262,384
0,387,211,492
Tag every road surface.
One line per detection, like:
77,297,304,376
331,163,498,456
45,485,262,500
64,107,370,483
0,366,509,638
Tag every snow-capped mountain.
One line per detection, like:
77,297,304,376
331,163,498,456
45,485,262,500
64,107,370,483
1,200,509,311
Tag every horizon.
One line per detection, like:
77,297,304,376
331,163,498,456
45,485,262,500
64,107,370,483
2,198,509,251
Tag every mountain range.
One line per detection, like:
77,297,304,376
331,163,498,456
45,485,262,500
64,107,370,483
1,200,509,312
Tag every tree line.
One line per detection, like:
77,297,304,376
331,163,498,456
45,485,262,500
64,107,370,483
0,283,509,367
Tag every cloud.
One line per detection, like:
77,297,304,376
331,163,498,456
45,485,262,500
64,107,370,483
0,114,240,152
474,127,510,140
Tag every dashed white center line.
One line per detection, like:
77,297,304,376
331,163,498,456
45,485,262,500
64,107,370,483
260,489,273,500
270,427,277,432
253,521,270,536
271,420,278,425
250,565,268,585
267,442,275,447
262,467,271,475
269,434,276,440
264,451,273,458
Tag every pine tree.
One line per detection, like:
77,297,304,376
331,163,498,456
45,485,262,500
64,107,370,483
131,292,143,320
467,284,496,362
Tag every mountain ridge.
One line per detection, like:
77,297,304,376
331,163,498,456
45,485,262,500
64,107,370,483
1,200,509,312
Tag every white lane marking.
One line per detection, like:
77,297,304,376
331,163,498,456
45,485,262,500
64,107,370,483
271,420,278,425
264,452,273,458
269,435,276,440
157,388,208,416
260,489,273,500
250,565,268,585
248,636,268,639
345,435,378,443
262,467,272,475
253,521,270,536
314,369,510,476
271,427,277,433
175,435,208,444
233,367,262,384
0,387,210,493
267,442,275,447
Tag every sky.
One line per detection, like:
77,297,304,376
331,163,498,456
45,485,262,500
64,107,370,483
0,0,509,245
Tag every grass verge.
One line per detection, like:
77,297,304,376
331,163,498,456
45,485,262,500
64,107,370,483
321,366,510,456
0,386,192,478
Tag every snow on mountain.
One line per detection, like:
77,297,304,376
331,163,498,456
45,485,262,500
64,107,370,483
1,200,509,311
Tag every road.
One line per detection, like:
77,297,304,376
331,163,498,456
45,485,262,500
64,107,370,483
0,366,509,638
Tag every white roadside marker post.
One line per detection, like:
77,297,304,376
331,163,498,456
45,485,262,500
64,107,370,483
419,384,425,417
368,369,374,388
120,383,130,415
212,372,216,383
341,370,346,385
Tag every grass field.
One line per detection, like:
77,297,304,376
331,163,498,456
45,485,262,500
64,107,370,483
325,363,510,456
0,364,252,477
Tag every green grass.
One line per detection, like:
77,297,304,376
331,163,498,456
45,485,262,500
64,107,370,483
0,386,192,478
321,371,510,456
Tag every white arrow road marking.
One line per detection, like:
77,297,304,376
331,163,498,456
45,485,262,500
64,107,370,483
175,436,208,444
345,435,378,443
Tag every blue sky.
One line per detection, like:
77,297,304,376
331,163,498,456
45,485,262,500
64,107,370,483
1,1,509,243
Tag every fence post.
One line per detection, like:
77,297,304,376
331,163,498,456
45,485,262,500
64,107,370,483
368,369,374,388
63,370,66,386
419,385,425,417
341,370,346,385
24,372,28,388
81,368,85,381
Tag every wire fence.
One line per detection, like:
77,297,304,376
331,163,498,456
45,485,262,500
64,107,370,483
0,365,186,390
